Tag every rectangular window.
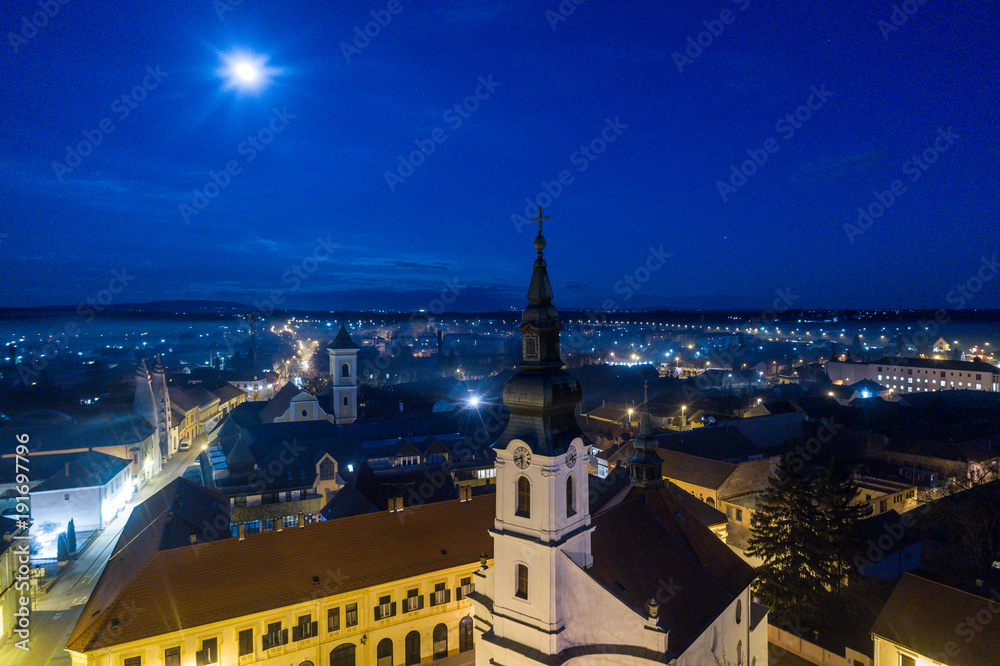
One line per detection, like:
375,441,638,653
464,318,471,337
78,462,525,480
432,582,451,606
899,655,916,666
238,629,254,657
262,622,287,650
124,658,141,666
292,614,317,641
345,603,358,627
457,576,474,600
405,588,424,612
327,607,340,631
195,638,218,666
164,648,180,666
374,595,396,620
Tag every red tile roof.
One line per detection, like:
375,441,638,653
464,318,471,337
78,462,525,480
68,494,495,653
588,487,757,655
871,574,1000,666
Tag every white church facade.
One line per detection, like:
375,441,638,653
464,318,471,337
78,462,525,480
470,210,769,665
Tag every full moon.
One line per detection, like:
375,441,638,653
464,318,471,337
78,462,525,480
218,51,278,93
234,61,259,83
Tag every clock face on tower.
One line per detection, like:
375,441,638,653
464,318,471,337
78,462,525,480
513,446,531,469
565,448,577,468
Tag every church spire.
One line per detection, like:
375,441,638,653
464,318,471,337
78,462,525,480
495,210,583,456
630,381,663,488
519,206,562,370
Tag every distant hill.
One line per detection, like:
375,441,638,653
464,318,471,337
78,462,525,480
0,300,253,318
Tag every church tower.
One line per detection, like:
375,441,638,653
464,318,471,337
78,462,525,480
477,208,593,662
150,356,173,458
629,382,663,489
327,325,359,424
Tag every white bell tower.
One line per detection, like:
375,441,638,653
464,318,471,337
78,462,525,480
327,325,358,424
476,207,593,663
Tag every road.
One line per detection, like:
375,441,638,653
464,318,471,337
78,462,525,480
1,438,206,665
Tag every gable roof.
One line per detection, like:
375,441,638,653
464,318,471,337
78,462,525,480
657,448,737,491
717,456,778,500
212,384,246,404
111,478,229,556
588,489,757,655
67,494,495,653
654,424,759,462
257,382,307,423
871,574,1000,666
32,451,130,492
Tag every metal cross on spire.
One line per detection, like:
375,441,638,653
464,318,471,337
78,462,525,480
530,206,549,237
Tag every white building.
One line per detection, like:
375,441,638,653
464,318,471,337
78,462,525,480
29,451,132,550
471,219,768,665
327,325,359,424
827,357,1000,393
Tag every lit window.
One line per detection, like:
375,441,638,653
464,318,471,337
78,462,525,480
516,564,528,599
516,477,530,518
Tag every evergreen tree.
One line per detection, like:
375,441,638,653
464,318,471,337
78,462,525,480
745,456,825,622
57,532,70,566
67,518,77,556
815,461,871,590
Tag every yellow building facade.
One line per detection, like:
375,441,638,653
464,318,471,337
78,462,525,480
67,496,495,666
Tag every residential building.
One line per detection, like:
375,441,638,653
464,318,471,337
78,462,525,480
827,357,1000,393
66,496,492,666
871,574,1000,666
30,451,131,541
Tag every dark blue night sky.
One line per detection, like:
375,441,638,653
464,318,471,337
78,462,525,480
1,0,997,311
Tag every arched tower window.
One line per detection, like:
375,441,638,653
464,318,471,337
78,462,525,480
566,474,576,517
341,363,350,378
516,476,530,518
515,564,528,599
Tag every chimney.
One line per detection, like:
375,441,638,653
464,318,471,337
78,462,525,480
389,496,403,513
459,485,471,503
297,511,305,528
238,523,245,541
189,534,197,544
